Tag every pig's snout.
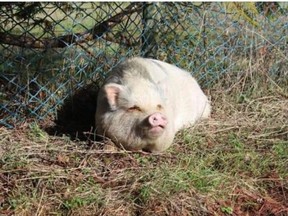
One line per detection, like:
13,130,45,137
148,112,167,128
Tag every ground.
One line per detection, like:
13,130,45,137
0,79,287,216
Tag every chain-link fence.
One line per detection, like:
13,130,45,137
0,2,287,128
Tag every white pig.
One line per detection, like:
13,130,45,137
95,57,211,152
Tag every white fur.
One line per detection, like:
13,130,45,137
131,57,211,131
95,57,211,152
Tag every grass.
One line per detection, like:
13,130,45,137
1,76,287,215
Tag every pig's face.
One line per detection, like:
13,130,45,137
97,79,170,150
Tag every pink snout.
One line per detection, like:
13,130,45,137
148,112,168,128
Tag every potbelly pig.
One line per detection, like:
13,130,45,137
95,57,211,152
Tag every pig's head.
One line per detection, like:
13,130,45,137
96,79,174,152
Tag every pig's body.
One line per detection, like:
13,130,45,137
95,57,211,152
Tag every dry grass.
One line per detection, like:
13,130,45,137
0,76,287,215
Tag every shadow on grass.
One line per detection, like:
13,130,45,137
44,83,101,142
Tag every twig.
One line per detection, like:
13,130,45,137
211,126,240,134
248,126,288,139
35,187,45,216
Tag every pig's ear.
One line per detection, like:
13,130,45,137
104,83,123,110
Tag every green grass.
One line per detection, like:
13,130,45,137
0,77,287,215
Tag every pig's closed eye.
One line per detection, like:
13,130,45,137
127,105,142,112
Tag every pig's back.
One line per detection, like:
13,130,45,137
118,57,168,84
135,58,210,131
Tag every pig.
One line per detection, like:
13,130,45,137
95,57,211,152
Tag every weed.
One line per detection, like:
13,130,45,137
221,206,233,214
28,122,49,142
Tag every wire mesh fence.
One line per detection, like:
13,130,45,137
0,2,287,128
